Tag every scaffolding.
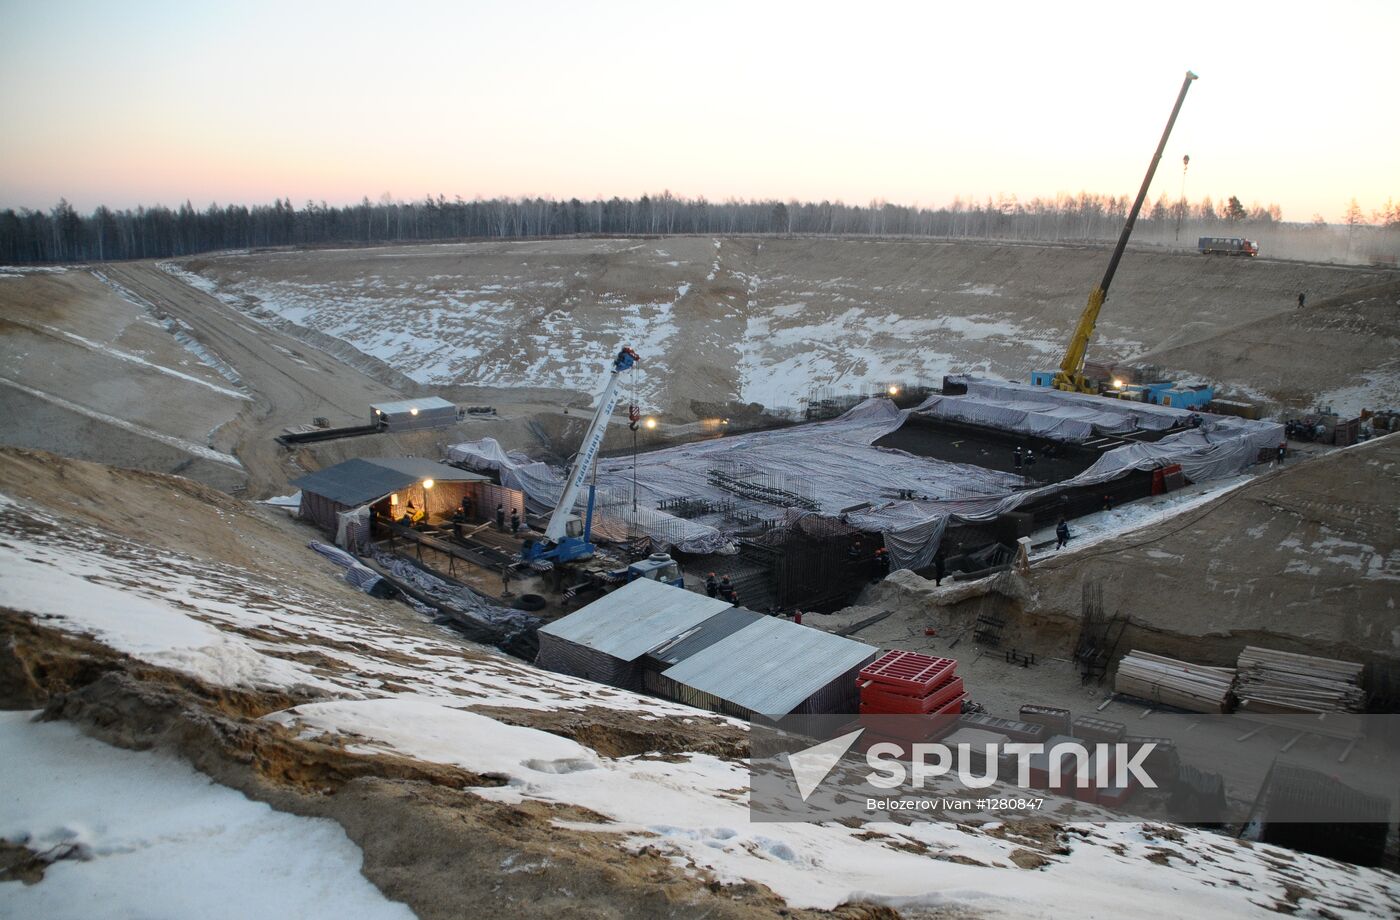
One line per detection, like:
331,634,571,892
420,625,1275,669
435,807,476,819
734,513,875,613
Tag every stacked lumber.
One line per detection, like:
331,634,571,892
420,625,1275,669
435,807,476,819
1113,651,1235,713
1234,646,1365,714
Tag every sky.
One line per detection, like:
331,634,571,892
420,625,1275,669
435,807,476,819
1,0,1396,222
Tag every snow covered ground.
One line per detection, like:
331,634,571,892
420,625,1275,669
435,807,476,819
162,241,1130,416
0,711,413,920
3,489,1398,917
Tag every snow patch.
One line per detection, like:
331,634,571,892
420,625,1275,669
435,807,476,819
0,711,413,920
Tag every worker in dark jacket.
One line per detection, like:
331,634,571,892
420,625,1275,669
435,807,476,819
509,508,521,534
704,573,718,597
717,576,737,604
1055,517,1070,550
1013,447,1023,471
870,546,890,582
495,504,505,530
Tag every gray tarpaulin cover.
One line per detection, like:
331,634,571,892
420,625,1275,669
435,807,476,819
450,380,1282,572
308,540,388,596
448,437,732,554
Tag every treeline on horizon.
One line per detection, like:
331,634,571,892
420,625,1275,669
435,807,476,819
2,190,1397,264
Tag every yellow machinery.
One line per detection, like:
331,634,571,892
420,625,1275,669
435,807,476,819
1046,71,1198,393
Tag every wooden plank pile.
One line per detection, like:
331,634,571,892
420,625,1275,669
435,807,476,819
1234,646,1365,714
1113,651,1235,713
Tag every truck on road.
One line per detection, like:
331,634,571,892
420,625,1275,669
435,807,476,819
1198,236,1259,257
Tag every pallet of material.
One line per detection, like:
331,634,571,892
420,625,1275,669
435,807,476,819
1113,650,1235,713
1234,646,1365,714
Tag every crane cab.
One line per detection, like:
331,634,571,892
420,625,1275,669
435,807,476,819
627,553,683,587
561,514,585,539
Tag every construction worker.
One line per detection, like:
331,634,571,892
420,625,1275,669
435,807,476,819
495,503,505,530
1298,292,1306,309
933,553,946,587
460,495,473,520
1277,443,1286,464
717,576,736,604
403,501,425,526
1013,447,1023,471
1055,517,1071,550
704,573,718,597
871,546,890,582
509,508,521,534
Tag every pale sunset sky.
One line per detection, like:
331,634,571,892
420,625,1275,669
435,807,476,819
1,0,1395,222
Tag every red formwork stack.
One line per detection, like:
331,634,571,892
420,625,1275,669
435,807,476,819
858,650,965,718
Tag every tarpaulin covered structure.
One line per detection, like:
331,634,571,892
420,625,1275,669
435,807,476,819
921,376,1185,440
448,438,733,554
451,379,1282,572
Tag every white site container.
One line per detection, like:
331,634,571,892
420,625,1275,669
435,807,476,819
370,397,459,432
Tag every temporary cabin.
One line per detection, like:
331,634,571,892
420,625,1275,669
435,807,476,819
291,457,489,548
537,579,878,718
370,397,459,432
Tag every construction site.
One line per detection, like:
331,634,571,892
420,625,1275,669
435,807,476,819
5,51,1400,919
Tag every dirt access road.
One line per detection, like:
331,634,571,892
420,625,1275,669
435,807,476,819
101,263,398,496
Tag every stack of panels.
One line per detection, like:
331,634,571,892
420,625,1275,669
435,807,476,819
1235,646,1365,713
1114,650,1235,713
857,650,965,719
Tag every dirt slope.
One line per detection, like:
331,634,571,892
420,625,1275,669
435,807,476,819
97,264,403,495
0,269,248,490
1139,278,1400,411
838,434,1400,671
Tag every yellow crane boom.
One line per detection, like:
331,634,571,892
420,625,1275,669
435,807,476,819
1052,70,1198,393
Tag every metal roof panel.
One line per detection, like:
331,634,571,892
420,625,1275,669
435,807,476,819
537,579,733,662
371,397,457,415
291,457,486,506
646,606,766,665
660,617,878,716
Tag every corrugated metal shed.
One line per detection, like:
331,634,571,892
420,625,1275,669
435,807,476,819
661,616,878,716
538,578,733,662
291,457,485,507
646,607,765,666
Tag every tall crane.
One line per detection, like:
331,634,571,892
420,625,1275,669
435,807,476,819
520,346,640,564
1046,70,1198,393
